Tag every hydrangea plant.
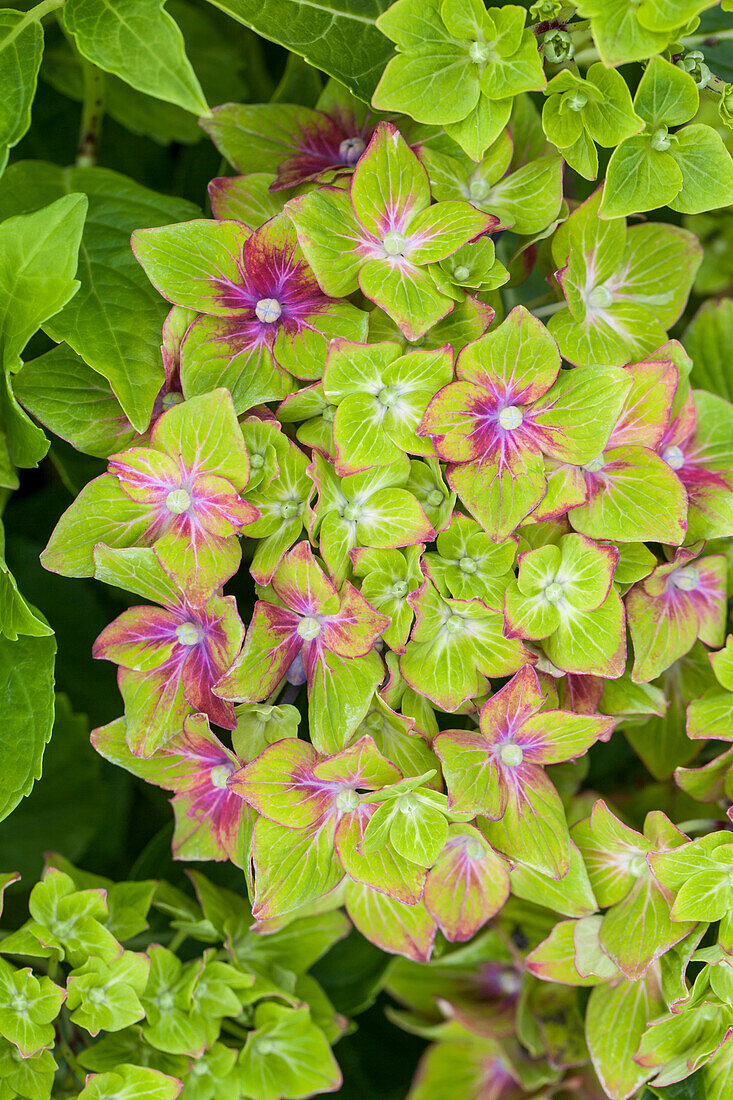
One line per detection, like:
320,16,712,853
3,1,733,1098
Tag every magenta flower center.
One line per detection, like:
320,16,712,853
166,488,192,514
499,743,523,766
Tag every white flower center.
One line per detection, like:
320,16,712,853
297,615,322,640
662,444,685,470
382,231,406,257
210,764,232,789
544,581,564,603
176,622,204,646
255,297,282,323
672,566,700,591
336,788,360,812
166,488,191,514
498,405,523,430
499,743,523,767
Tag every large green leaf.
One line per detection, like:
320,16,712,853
0,161,199,432
44,0,261,147
62,0,208,116
205,0,393,102
0,694,106,877
0,190,87,473
0,630,56,822
683,299,733,401
0,4,46,156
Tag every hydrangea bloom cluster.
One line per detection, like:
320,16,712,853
23,11,733,1100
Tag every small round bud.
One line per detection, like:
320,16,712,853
391,580,409,598
498,405,524,430
672,566,700,591
651,127,672,152
427,489,445,508
336,788,360,812
469,40,490,64
468,177,491,203
255,297,282,324
382,231,406,256
499,742,523,767
378,385,399,407
175,622,203,646
453,264,471,282
676,50,711,88
280,500,302,519
588,285,613,309
343,502,362,522
250,452,264,469
444,614,465,635
662,444,685,470
567,90,587,112
339,136,366,165
210,764,232,789
297,615,322,640
544,581,563,603
459,556,478,574
544,29,574,64
166,488,192,514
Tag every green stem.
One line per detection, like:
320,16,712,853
531,301,566,318
682,28,733,47
58,1037,85,1085
677,818,725,833
168,928,188,953
33,0,65,17
220,1018,250,1041
76,58,105,167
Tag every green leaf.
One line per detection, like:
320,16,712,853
0,6,45,153
344,881,435,962
0,632,55,823
586,972,662,1100
204,0,393,103
601,135,680,220
0,191,87,370
62,0,209,116
684,299,733,401
0,523,52,641
0,161,199,433
0,695,106,880
668,124,733,215
634,56,699,129
67,951,149,1036
79,1063,183,1100
14,343,135,458
41,474,150,578
238,1003,341,1100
